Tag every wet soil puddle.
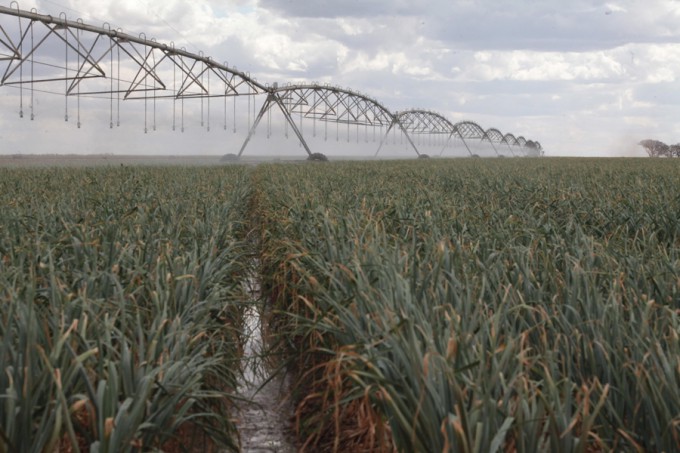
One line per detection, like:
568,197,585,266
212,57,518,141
235,276,296,452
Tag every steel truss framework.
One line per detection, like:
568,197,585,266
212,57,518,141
391,110,542,157
237,83,422,157
0,4,543,157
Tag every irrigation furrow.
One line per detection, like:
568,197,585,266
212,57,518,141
234,267,296,453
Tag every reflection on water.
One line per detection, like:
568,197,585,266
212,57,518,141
235,275,296,453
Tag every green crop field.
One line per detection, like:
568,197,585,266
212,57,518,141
0,166,251,452
1,158,679,452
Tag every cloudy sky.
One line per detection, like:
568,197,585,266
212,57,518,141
2,0,680,156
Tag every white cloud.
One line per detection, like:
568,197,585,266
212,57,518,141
604,3,627,13
463,50,628,82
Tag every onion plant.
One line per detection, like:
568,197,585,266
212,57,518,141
0,166,250,452
254,158,680,452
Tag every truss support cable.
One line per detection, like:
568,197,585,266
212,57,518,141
267,95,271,139
284,96,288,139
506,142,516,157
238,94,273,157
439,132,456,156
172,58,176,131
77,27,81,128
17,14,23,118
109,36,113,128
375,120,396,157
64,18,68,122
223,77,227,131
153,85,156,131
400,124,421,156
276,94,312,155
144,73,148,133
206,67,209,131
30,19,34,120
299,106,303,144
117,44,120,126
376,118,419,157
152,51,156,131
223,80,227,131
460,137,473,156
489,140,499,156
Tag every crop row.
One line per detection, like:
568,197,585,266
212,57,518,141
253,158,680,452
0,166,251,452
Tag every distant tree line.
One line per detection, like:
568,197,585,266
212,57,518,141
639,139,680,157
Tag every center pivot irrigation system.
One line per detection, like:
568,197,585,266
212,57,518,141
0,3,543,158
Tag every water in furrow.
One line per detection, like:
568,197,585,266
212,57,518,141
234,272,296,453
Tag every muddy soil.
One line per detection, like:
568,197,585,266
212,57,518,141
234,278,297,453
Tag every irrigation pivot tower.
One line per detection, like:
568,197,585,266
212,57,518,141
0,4,543,158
